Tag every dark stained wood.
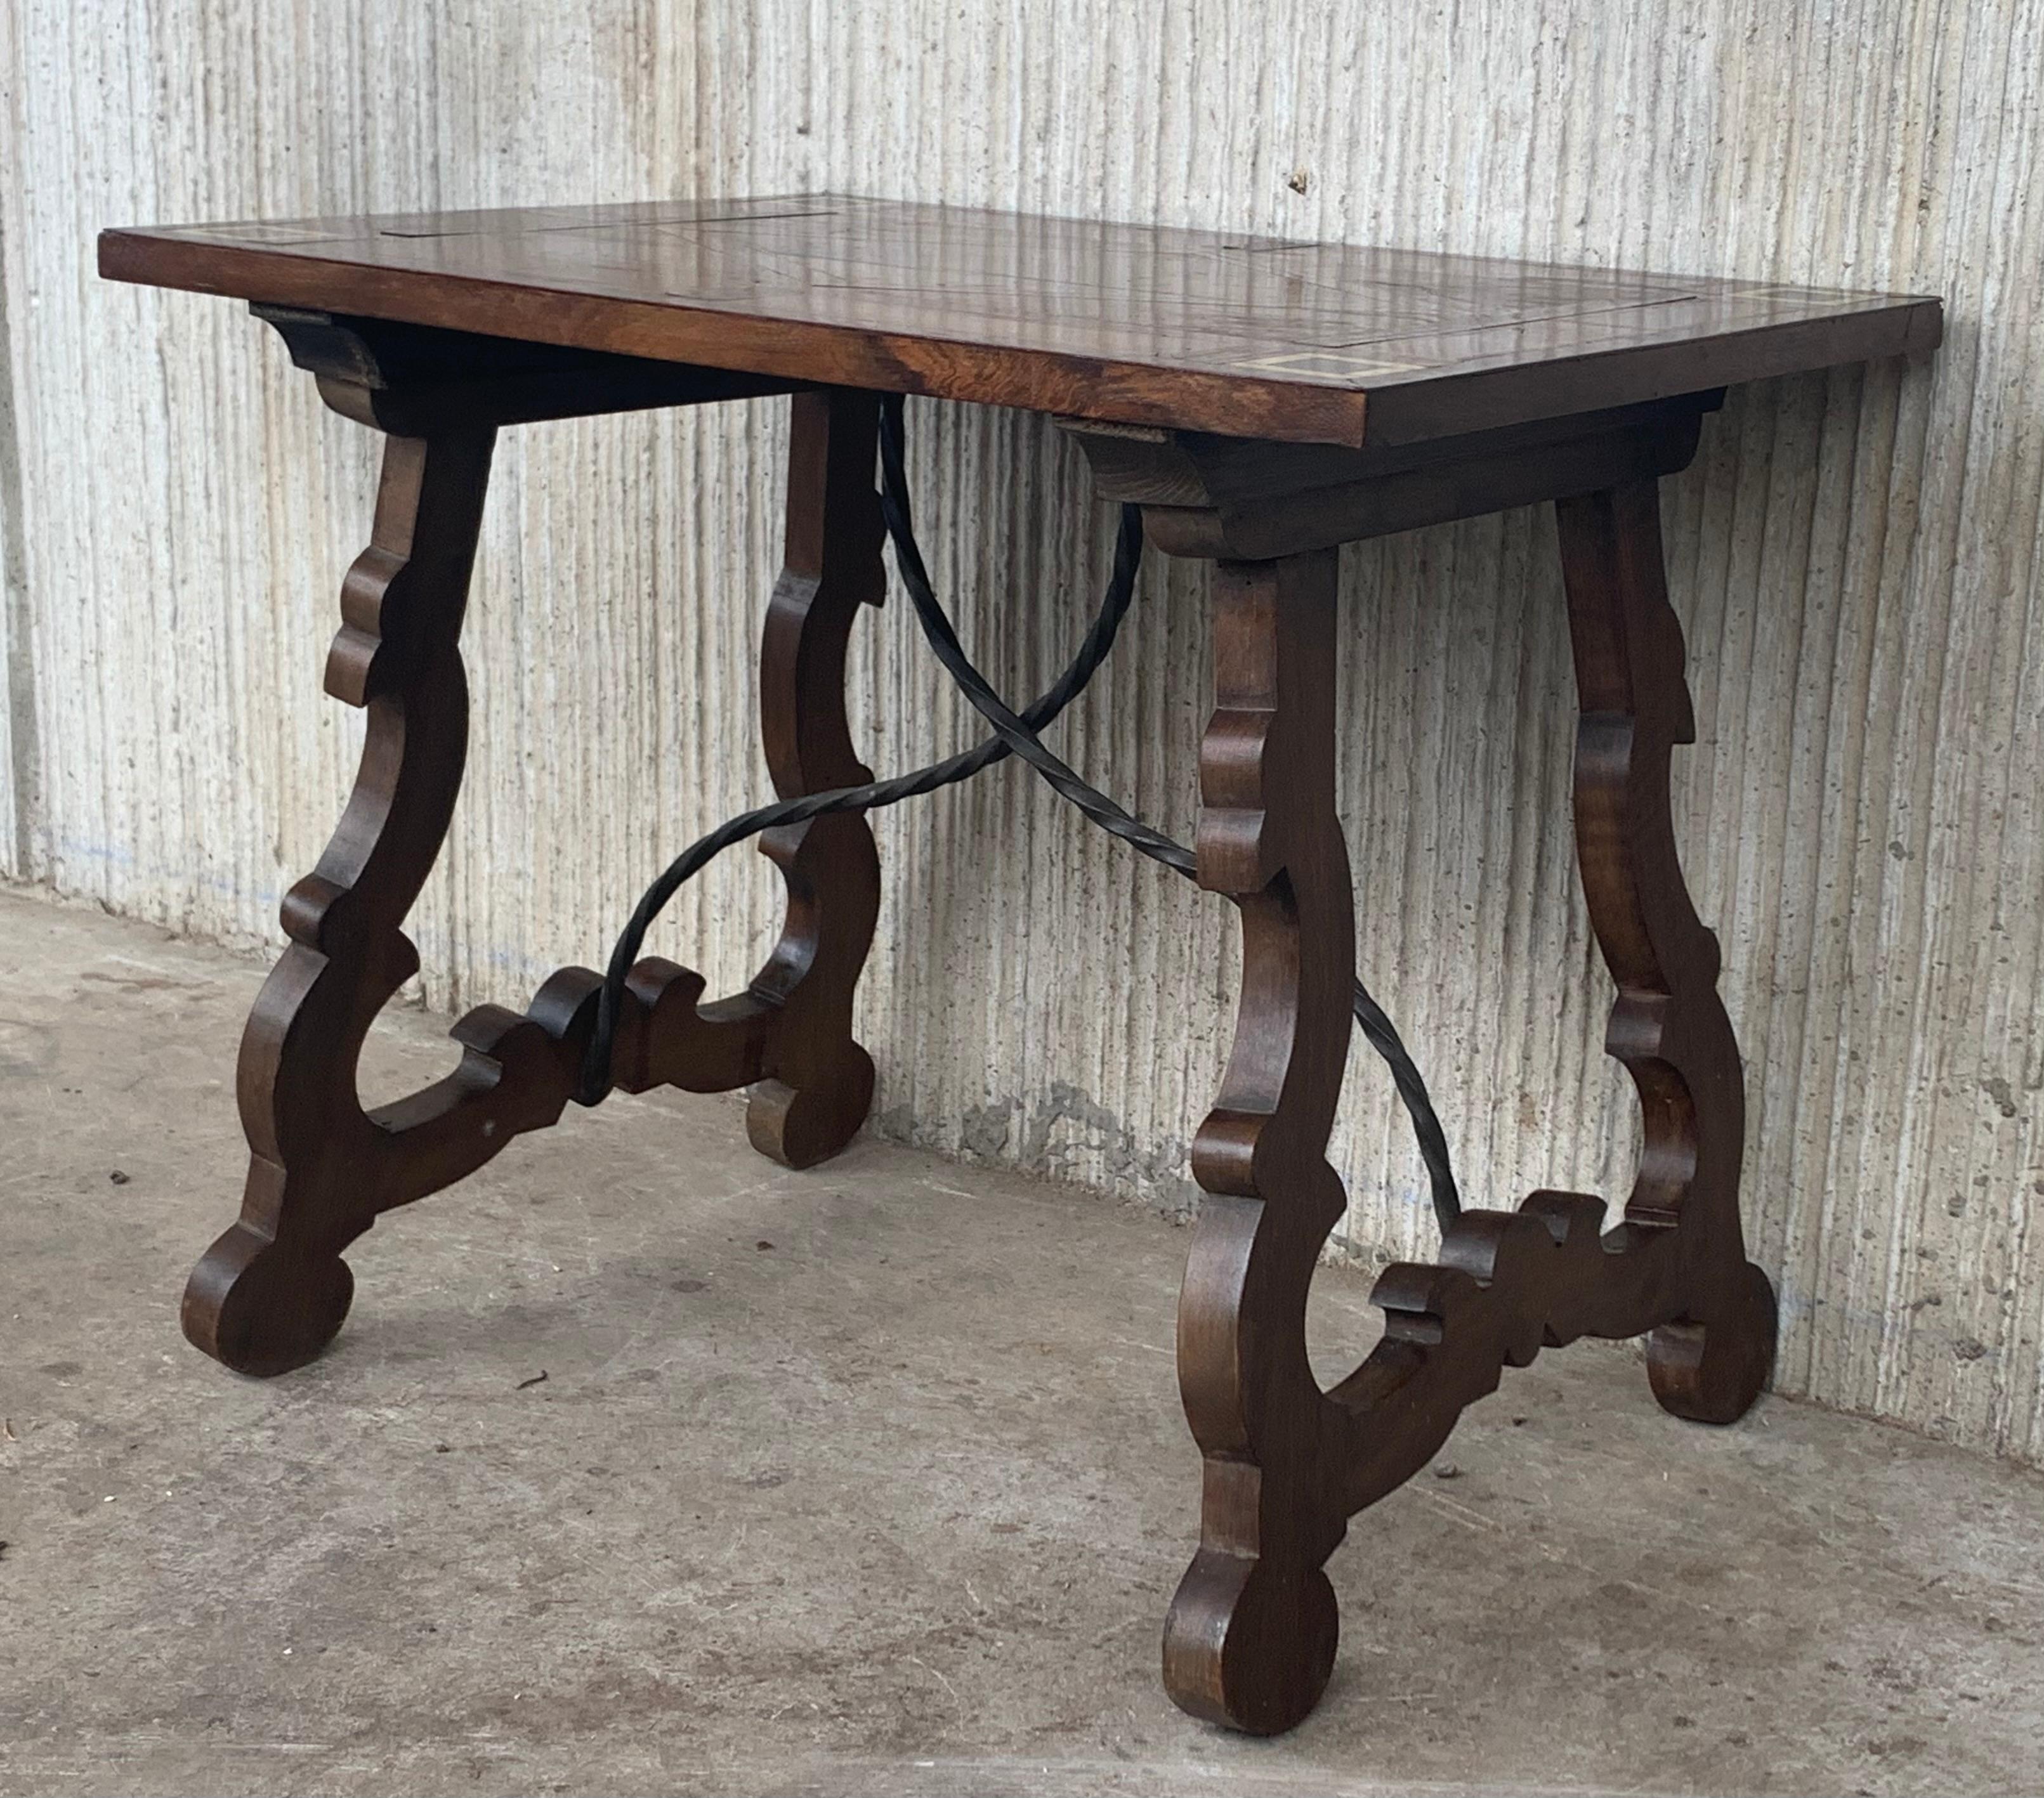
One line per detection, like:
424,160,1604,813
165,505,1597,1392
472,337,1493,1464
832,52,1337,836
560,388,885,1168
114,194,1867,1737
741,387,886,1166
181,344,885,1375
1066,392,1718,557
185,422,501,1376
1166,548,1354,1734
100,194,1941,448
1555,478,1779,1422
254,304,803,433
1162,476,1776,1735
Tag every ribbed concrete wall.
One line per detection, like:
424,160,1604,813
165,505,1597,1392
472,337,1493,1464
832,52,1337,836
3,1,2039,1463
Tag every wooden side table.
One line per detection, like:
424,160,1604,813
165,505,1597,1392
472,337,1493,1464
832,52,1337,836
99,197,1941,1735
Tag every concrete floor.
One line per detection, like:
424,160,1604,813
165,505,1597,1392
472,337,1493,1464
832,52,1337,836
1,892,2040,1797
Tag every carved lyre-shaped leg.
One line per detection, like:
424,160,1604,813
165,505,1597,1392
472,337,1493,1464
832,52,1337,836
737,387,883,1166
594,385,883,1163
181,347,889,1374
1554,477,1778,1422
1165,550,1353,1735
185,427,497,1375
1161,478,1778,1737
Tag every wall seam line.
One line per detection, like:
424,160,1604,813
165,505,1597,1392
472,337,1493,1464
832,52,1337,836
0,202,41,880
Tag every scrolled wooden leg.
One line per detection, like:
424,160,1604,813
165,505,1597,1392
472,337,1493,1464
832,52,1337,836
1164,550,1352,1735
1156,468,1779,1737
183,427,495,1375
1554,477,1778,1423
546,388,884,1165
740,388,884,1167
183,378,894,1374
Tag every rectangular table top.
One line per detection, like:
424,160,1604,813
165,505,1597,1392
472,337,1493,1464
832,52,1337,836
100,193,1941,448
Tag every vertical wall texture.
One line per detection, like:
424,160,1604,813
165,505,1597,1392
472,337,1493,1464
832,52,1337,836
1,1,2040,1462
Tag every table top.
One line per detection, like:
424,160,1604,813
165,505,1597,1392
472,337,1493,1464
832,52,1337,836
100,194,1941,448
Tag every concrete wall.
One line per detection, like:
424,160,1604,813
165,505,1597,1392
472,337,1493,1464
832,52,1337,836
2,1,2039,1463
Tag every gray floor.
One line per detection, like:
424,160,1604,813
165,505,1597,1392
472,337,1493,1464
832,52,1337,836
1,891,2039,1798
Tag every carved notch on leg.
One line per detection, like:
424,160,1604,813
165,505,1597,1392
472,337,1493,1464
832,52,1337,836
1555,477,1777,1422
1165,550,1352,1736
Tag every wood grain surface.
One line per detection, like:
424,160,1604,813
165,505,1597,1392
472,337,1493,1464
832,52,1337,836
100,194,1940,446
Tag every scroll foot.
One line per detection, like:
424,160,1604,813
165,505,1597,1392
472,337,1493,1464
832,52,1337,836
1164,1552,1339,1736
1648,1259,1778,1424
182,1222,355,1378
745,1045,877,1169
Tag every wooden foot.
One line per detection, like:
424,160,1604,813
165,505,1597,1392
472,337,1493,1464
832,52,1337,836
1163,474,1776,1735
183,325,888,1374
